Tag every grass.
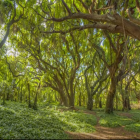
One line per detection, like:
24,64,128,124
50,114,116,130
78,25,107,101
95,109,140,133
0,101,140,139
124,110,140,133
98,113,135,127
0,101,97,139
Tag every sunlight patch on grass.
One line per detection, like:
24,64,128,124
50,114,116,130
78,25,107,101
0,101,97,139
98,113,135,127
125,123,140,133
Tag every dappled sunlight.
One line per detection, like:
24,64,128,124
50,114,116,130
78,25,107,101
1,0,140,139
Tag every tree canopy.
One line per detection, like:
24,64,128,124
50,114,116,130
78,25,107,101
0,0,140,114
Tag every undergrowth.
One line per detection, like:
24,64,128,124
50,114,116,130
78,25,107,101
96,109,140,133
98,112,134,127
0,101,96,139
125,110,140,133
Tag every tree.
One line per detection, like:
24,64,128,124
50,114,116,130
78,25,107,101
0,0,24,48
84,52,109,110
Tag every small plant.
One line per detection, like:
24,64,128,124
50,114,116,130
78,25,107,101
0,101,97,139
98,113,134,128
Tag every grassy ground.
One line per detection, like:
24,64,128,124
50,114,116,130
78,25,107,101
0,101,140,139
0,101,96,139
94,109,140,133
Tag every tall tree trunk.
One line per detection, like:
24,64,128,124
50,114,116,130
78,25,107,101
28,83,31,108
6,92,9,100
69,79,75,108
116,95,118,110
33,82,41,110
79,92,81,106
123,93,131,111
18,90,19,101
87,94,93,110
59,90,68,106
20,86,22,103
33,92,38,110
99,97,102,108
69,94,75,108
2,93,6,105
105,76,116,114
83,95,85,106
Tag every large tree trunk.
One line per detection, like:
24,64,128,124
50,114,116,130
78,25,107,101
33,82,40,110
20,86,22,103
123,94,131,111
28,83,31,108
20,92,22,103
69,94,75,108
105,77,116,114
6,92,9,100
59,92,68,106
83,95,85,106
115,95,118,110
68,78,75,108
2,93,6,105
99,97,102,108
87,94,93,110
79,92,81,106
33,92,38,110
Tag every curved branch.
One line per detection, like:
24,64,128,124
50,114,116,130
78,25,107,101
41,23,134,38
0,3,24,49
136,0,140,13
127,8,140,26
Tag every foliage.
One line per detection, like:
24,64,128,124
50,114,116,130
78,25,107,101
125,123,140,133
124,110,140,133
0,101,97,139
98,112,135,127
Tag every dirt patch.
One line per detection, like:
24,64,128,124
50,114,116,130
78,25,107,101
117,112,133,119
131,104,140,109
58,107,79,112
66,110,140,139
66,126,140,139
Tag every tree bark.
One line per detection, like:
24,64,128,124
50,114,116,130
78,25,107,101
20,86,23,103
2,93,6,105
69,94,75,108
105,77,116,114
59,91,68,106
68,74,75,108
87,94,93,110
79,92,82,106
6,92,9,100
99,97,102,108
83,95,85,106
28,83,31,108
33,92,38,110
115,95,118,110
123,92,131,111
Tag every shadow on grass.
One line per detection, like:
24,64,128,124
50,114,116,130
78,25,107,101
0,101,97,139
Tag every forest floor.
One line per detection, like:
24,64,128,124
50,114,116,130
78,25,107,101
65,110,140,139
0,101,140,139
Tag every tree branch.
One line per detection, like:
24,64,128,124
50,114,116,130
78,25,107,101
78,0,88,10
136,0,140,13
127,8,140,26
62,0,72,15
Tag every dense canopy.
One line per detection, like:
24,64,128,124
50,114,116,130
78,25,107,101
0,0,140,114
